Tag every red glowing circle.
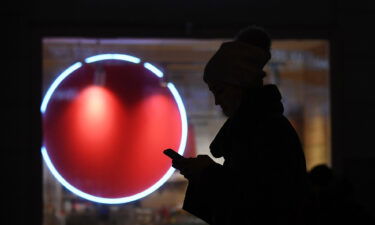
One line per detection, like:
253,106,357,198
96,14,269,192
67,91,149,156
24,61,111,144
43,60,183,199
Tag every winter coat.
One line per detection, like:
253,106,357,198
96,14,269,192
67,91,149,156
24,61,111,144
183,84,309,225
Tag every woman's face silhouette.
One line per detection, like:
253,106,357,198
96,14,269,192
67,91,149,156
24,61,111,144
207,80,246,117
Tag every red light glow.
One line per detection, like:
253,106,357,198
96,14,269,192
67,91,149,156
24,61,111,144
43,62,183,198
71,86,125,153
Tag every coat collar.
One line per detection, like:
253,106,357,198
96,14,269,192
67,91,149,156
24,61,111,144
210,84,284,158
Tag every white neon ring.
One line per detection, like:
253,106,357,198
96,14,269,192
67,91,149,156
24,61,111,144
144,62,163,78
41,54,188,204
85,53,141,64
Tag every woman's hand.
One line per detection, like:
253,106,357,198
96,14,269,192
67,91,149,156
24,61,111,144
172,155,217,179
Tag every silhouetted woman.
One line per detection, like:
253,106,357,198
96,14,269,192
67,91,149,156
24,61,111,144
172,26,309,225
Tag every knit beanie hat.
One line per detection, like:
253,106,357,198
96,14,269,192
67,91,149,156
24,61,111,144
203,41,271,87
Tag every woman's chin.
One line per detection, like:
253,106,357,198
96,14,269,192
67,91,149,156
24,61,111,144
221,108,231,117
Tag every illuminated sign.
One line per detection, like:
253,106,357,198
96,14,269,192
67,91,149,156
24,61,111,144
42,54,187,204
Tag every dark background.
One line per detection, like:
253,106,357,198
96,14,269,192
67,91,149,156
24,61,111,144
5,0,375,224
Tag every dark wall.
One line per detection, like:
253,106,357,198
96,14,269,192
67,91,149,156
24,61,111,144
331,1,375,217
6,0,375,224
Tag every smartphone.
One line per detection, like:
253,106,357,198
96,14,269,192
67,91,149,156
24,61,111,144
163,148,185,161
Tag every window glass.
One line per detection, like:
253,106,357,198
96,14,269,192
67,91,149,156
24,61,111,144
43,38,330,225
